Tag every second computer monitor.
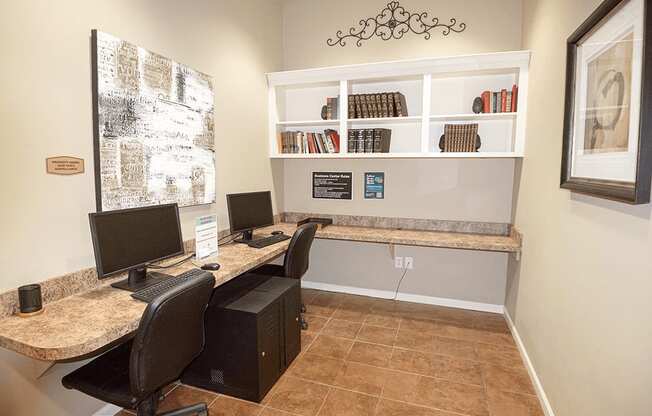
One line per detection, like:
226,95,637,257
226,191,274,240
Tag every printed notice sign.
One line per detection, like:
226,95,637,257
46,156,85,175
312,172,352,200
195,215,218,260
364,172,385,199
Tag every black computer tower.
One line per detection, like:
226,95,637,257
181,275,300,402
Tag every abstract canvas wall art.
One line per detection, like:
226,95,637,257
91,30,216,211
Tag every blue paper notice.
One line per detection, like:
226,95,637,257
364,172,385,199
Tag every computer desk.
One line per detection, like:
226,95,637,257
0,222,521,364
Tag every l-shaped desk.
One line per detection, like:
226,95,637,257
0,223,521,362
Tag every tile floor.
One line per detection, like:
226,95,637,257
116,289,543,416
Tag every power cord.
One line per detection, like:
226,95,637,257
147,253,195,269
218,232,241,245
393,267,409,301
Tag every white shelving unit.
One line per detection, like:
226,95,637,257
267,51,530,159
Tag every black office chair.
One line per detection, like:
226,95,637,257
62,273,216,416
253,223,317,330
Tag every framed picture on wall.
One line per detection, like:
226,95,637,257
561,0,652,204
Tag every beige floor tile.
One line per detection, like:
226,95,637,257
374,399,455,416
332,361,389,396
434,355,483,386
308,335,354,359
363,313,401,329
394,328,477,360
303,315,329,332
157,385,218,413
208,395,263,416
301,289,320,304
317,388,378,416
322,319,362,339
346,342,393,368
310,292,343,307
357,325,397,346
429,335,478,360
412,376,489,416
394,328,435,352
475,342,523,368
482,364,535,395
388,348,482,385
259,408,299,416
399,318,441,334
305,305,337,319
487,389,544,416
332,307,368,323
389,348,439,376
301,332,317,351
267,376,329,416
424,321,515,347
380,370,421,403
289,353,345,384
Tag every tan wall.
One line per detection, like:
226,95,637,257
0,0,283,414
0,0,284,293
507,1,652,415
280,0,522,305
283,0,522,69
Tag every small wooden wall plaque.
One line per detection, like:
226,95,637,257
46,156,85,175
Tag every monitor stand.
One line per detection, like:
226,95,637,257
234,230,254,244
111,267,173,292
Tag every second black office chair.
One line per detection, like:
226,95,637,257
62,273,215,416
253,223,317,330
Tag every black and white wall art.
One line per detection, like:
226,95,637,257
91,30,216,211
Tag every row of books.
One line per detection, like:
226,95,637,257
440,124,480,153
481,85,518,113
322,92,409,120
347,129,392,153
278,129,340,154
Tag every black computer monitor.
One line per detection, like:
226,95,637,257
89,203,184,291
226,191,274,241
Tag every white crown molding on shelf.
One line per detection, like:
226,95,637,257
267,50,531,86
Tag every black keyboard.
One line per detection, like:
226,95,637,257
131,269,207,303
247,233,291,248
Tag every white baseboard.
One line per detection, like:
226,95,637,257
504,310,555,416
301,280,504,314
93,404,122,416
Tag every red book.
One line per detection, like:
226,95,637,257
307,133,316,153
331,131,340,153
501,89,507,113
511,84,518,112
481,91,491,113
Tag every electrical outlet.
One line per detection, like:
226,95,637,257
404,257,414,269
394,256,403,269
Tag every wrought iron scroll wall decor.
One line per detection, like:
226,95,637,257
327,1,467,47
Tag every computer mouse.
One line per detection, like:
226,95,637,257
201,263,221,271
271,231,284,235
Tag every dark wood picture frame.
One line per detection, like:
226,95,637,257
561,0,652,204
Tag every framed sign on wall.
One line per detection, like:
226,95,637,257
91,30,216,211
312,172,352,200
561,0,652,204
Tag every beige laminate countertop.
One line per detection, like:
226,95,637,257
0,223,520,361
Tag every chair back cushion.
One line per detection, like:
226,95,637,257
130,272,215,396
283,223,318,279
